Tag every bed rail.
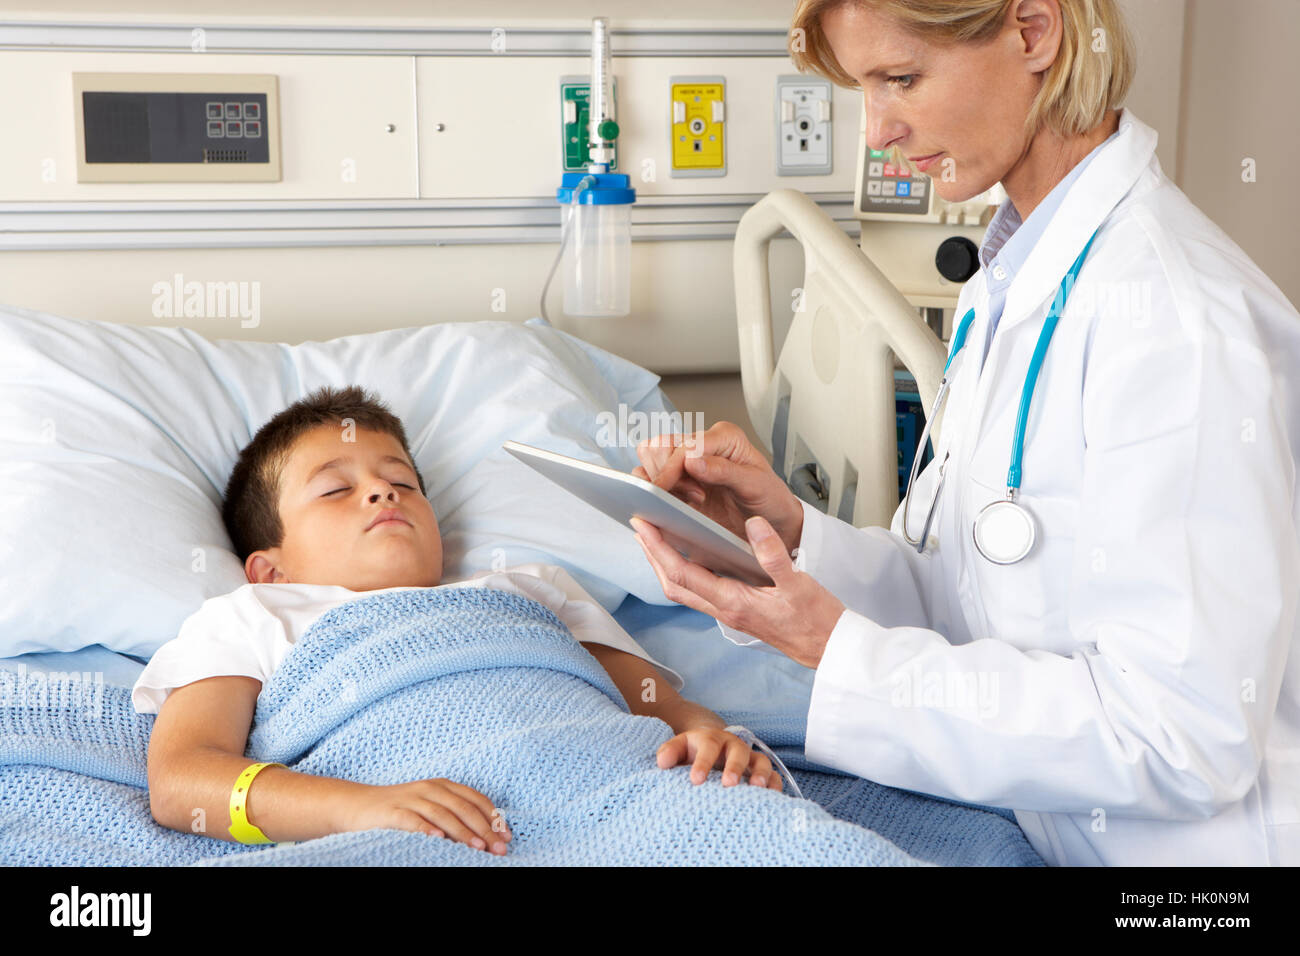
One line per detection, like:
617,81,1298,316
734,188,947,528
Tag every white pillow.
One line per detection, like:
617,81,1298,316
0,305,681,659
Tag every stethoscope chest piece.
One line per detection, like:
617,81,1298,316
972,497,1036,565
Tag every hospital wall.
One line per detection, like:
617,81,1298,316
0,0,1294,380
1175,0,1298,314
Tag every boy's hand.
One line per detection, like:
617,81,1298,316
656,728,784,791
342,778,513,855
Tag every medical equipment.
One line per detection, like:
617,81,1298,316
670,75,726,177
774,76,832,177
551,171,635,317
72,72,281,183
502,439,772,586
851,100,1004,321
900,229,1099,563
894,370,929,499
542,17,636,319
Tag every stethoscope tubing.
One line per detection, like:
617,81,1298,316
900,228,1099,557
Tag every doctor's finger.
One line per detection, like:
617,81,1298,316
631,519,740,617
633,457,706,504
632,529,726,621
635,434,686,481
635,438,692,494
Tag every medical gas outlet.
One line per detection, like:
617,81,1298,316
775,76,832,176
671,76,726,177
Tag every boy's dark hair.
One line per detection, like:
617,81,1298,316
222,385,427,562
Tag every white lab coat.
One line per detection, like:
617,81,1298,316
722,109,1300,866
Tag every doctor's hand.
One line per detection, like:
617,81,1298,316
631,512,845,670
632,422,804,554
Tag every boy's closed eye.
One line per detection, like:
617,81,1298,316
322,484,416,497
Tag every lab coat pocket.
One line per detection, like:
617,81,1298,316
964,469,1080,654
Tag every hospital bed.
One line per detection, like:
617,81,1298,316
0,254,1042,864
734,188,949,527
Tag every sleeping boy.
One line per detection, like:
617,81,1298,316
133,384,782,856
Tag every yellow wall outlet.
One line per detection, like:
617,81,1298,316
670,76,725,177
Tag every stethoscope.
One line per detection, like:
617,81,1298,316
901,229,1098,564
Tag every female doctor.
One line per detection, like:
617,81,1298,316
629,0,1300,867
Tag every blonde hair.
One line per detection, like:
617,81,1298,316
789,0,1135,139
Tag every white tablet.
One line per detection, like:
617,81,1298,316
503,440,773,587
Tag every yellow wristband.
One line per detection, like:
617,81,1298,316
228,761,286,845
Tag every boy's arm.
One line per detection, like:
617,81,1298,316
579,642,726,735
146,675,375,843
149,677,509,850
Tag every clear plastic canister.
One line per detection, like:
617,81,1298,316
562,201,631,317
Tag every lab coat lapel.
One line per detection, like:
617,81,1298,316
963,110,1158,445
994,109,1158,343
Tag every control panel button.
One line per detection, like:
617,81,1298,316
243,102,261,120
243,120,261,138
207,120,224,138
882,181,897,196
224,102,242,119
896,181,911,196
225,120,242,137
868,161,883,177
206,102,223,120
883,163,898,177
912,181,927,197
866,180,882,196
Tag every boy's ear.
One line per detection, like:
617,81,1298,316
245,550,289,584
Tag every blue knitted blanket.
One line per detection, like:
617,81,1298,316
0,587,1040,865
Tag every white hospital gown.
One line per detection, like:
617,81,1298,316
131,563,683,714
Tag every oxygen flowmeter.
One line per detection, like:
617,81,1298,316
542,17,636,318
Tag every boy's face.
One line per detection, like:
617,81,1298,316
244,424,442,590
